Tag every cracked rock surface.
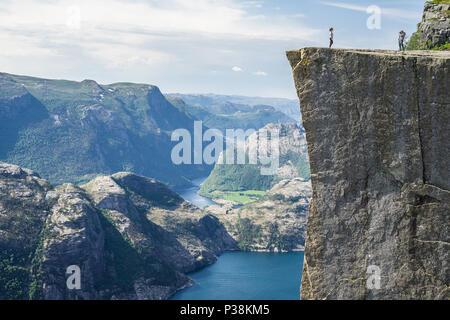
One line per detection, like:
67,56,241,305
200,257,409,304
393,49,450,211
287,48,449,300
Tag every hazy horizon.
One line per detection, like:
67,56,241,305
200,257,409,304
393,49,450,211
0,0,425,99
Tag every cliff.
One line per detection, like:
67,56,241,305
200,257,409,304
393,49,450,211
408,1,450,50
287,48,449,299
0,73,210,188
0,162,236,300
215,178,311,252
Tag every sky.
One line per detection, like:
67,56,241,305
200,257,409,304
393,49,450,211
0,0,426,99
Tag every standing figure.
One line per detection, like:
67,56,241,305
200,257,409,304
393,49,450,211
399,30,406,51
329,27,334,48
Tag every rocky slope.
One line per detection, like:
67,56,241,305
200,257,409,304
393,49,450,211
0,162,236,300
408,1,450,50
212,178,311,252
199,123,310,198
0,73,210,187
287,48,449,299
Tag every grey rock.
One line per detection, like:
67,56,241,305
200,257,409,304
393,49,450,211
287,48,449,300
41,183,105,300
218,178,311,252
0,162,237,300
417,3,450,48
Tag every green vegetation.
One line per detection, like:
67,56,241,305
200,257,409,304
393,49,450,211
406,32,432,50
199,126,310,203
431,42,450,50
97,210,146,292
0,220,50,300
406,2,449,51
0,180,50,299
207,190,266,204
280,150,311,180
96,209,179,294
406,32,450,51
0,249,30,300
265,223,294,252
426,0,450,4
234,219,295,252
199,162,274,195
0,73,207,188
236,218,261,251
28,225,52,300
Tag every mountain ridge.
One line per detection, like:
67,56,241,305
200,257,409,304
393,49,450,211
0,72,210,187
0,161,237,300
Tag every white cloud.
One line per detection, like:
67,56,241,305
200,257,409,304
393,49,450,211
253,71,268,76
289,13,306,19
0,0,320,44
241,1,264,9
232,66,243,72
320,1,419,20
85,42,173,70
0,0,321,77
0,0,322,97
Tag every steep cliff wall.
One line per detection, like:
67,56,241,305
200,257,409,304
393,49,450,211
408,2,450,50
287,48,449,299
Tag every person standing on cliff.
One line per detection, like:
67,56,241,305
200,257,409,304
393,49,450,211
329,27,334,48
399,30,406,51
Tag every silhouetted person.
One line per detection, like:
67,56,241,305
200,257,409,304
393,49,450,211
329,27,334,48
399,30,406,51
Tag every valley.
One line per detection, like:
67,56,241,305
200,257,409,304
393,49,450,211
0,73,310,300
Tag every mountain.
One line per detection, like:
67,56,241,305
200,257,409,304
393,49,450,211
166,93,301,122
0,73,210,187
211,178,311,252
287,47,449,299
199,123,310,201
0,161,236,300
166,96,296,133
406,1,450,50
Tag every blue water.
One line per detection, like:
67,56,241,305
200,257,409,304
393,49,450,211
171,251,304,300
175,176,216,209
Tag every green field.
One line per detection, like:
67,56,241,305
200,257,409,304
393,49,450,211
208,190,266,204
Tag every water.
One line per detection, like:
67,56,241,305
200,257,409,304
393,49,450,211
175,176,216,209
174,179,304,300
171,251,304,300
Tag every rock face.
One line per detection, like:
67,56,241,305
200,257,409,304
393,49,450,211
287,48,449,299
217,178,311,252
416,2,450,49
0,162,237,300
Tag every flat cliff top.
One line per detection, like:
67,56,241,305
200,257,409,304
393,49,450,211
287,48,450,69
286,45,449,300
